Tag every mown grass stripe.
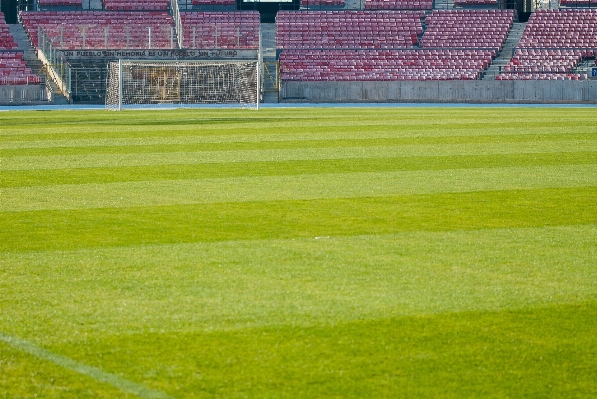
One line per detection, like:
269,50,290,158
2,132,596,153
2,187,595,252
0,333,174,399
1,140,594,171
2,122,594,144
1,165,595,212
1,225,595,335
3,152,595,188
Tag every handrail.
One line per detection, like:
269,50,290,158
171,0,183,48
37,26,72,100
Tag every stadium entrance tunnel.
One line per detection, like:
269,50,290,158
237,0,299,23
1,0,18,24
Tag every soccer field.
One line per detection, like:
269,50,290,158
1,107,596,398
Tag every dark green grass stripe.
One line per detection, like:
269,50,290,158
74,302,597,398
0,333,174,399
2,133,596,157
1,152,595,188
2,187,595,252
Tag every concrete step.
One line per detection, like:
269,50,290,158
262,91,279,103
482,22,526,80
343,0,364,9
83,0,104,9
260,23,278,58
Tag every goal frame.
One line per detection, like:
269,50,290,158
106,58,261,111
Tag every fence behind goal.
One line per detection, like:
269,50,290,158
106,60,260,110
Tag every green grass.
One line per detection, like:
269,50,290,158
1,107,596,398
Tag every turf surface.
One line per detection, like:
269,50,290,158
0,107,596,398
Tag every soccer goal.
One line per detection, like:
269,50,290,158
105,59,260,110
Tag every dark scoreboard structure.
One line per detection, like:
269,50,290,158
237,0,299,23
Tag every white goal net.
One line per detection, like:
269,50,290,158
106,60,260,110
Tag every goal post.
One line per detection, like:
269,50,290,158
106,59,260,110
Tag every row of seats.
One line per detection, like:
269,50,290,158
180,11,260,49
496,73,588,80
279,49,495,80
503,49,592,73
192,0,235,4
277,11,425,49
21,11,175,49
38,0,82,6
301,0,346,6
0,53,41,85
518,9,597,48
420,10,514,50
559,0,597,6
102,0,170,10
454,0,498,4
499,10,596,80
364,0,432,10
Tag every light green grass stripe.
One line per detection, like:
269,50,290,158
1,225,595,339
2,164,596,212
0,332,174,399
2,130,595,150
1,140,594,171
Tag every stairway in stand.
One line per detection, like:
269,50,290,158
260,23,279,103
482,22,526,80
8,23,69,104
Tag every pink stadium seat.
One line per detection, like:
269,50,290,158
0,13,19,50
364,0,432,10
21,11,175,49
279,49,494,81
180,12,260,49
301,0,345,7
420,10,514,51
276,11,425,49
0,52,41,85
102,0,169,10
38,0,83,6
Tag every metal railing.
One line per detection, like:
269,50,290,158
38,27,72,99
171,0,184,48
39,25,177,50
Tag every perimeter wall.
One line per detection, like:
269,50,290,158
280,80,597,103
0,85,49,105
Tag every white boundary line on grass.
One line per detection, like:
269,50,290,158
0,332,174,399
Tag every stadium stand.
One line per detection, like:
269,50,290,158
364,0,432,10
276,11,425,49
180,11,260,49
419,10,515,51
21,11,175,49
276,10,515,81
499,9,596,80
279,49,495,80
102,0,170,11
0,52,41,85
